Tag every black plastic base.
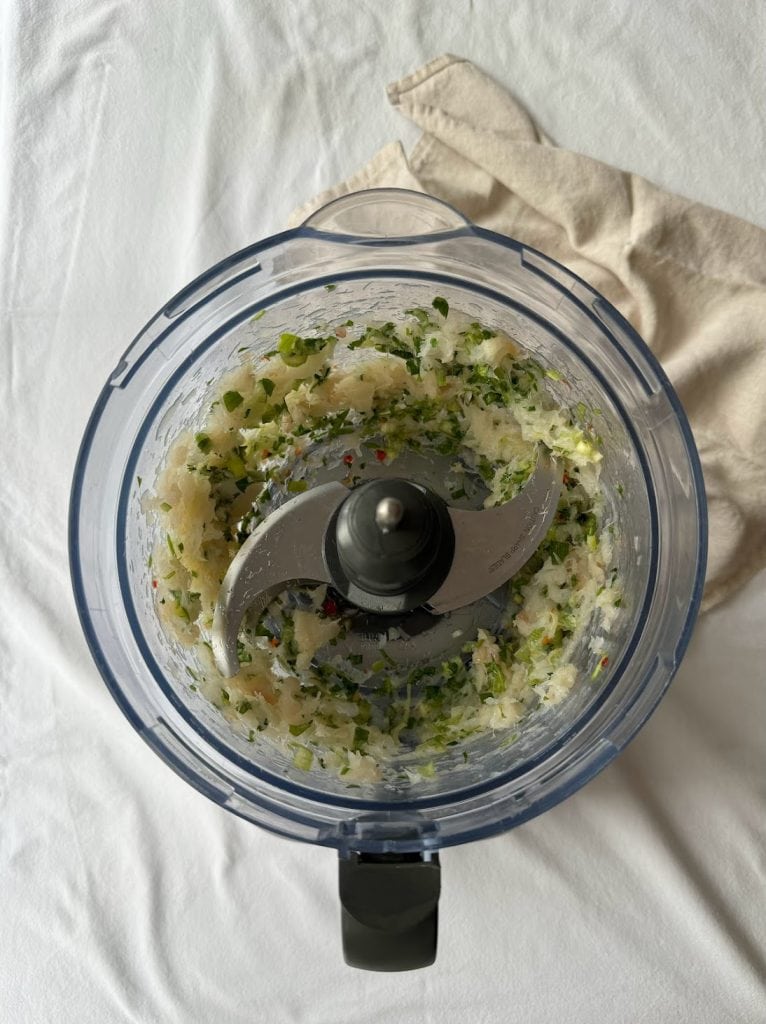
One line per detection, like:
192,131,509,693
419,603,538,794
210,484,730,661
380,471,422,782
339,851,441,972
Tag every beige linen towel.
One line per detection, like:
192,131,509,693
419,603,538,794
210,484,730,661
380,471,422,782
291,55,766,612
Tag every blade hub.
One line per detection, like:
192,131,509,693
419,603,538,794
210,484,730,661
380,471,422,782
324,478,455,614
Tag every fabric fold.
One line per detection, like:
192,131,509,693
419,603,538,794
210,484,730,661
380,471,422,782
291,55,766,611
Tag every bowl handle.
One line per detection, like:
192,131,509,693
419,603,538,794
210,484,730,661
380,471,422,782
302,187,469,238
338,850,441,971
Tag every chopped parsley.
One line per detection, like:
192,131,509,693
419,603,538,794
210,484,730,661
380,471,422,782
222,390,244,412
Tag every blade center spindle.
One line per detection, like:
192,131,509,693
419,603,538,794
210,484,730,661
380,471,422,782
374,496,404,534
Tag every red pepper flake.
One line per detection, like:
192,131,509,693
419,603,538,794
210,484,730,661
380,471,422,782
269,637,280,648
342,453,354,466
600,656,609,668
152,579,158,589
322,596,338,617
375,449,387,462
563,471,570,485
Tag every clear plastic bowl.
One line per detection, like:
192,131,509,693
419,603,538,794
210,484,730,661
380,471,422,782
70,189,706,856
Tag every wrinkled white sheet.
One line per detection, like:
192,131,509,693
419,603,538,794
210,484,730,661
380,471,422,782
0,2,764,1021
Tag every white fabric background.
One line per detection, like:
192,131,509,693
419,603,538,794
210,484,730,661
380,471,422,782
1,2,764,1022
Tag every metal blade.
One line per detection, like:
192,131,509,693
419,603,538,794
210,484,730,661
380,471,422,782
211,481,347,678
426,455,561,615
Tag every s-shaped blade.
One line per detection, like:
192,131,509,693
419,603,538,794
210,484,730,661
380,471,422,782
425,454,561,614
211,456,561,678
211,481,348,678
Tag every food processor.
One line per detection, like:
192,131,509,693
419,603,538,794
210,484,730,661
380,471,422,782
69,188,706,971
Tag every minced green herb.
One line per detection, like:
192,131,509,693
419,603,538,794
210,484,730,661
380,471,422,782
222,390,244,412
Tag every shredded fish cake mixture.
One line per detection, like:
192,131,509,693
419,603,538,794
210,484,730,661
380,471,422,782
149,299,621,783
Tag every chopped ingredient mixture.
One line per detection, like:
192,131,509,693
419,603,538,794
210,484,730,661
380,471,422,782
149,299,621,784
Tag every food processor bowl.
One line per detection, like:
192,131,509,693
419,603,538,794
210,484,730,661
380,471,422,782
70,189,706,970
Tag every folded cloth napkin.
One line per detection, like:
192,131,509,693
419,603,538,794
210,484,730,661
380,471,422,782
291,54,766,612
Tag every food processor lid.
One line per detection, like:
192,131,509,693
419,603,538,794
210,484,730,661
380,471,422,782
211,454,560,679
